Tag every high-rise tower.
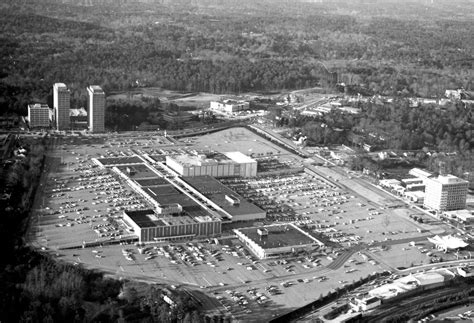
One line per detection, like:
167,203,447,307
53,83,70,131
87,85,105,133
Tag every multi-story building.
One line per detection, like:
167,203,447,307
210,99,249,113
28,103,50,128
53,83,70,130
123,209,221,243
166,151,257,178
87,85,105,133
423,175,469,212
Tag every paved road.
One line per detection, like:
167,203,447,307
327,244,366,270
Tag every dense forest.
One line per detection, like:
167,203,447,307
0,0,473,115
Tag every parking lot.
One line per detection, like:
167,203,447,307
30,130,457,321
58,237,384,321
221,172,428,247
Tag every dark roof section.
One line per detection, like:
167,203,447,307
184,176,265,217
135,178,169,187
364,297,380,305
146,186,202,209
96,156,143,166
124,209,156,228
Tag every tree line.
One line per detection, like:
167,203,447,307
1,0,473,115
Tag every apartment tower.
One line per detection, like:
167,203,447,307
87,85,105,133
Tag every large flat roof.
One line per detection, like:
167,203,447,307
184,176,265,217
135,178,169,187
124,209,209,228
124,209,158,228
236,224,320,250
223,151,255,163
146,186,200,208
116,164,158,179
96,156,143,166
168,152,235,167
430,175,469,185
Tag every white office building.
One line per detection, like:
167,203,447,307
423,175,468,212
166,151,257,178
210,99,249,113
53,83,70,130
28,103,50,128
87,85,105,133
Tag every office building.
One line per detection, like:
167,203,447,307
234,224,324,259
423,175,468,212
53,83,70,130
210,99,249,113
87,85,105,133
123,209,221,243
28,103,50,128
166,151,257,178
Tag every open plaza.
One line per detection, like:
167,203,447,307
30,127,472,321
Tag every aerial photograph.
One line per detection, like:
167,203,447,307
1,0,473,322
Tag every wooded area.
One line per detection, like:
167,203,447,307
0,0,473,115
275,98,473,177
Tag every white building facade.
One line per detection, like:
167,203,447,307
423,175,468,212
166,151,257,178
28,103,50,128
210,99,249,113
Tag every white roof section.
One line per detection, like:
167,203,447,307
409,168,432,179
369,281,415,299
444,209,474,222
412,272,444,286
88,85,104,93
405,191,425,198
427,235,468,249
70,107,87,117
224,151,256,163
434,174,469,185
28,103,50,110
213,99,248,104
370,271,448,300
380,179,401,186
